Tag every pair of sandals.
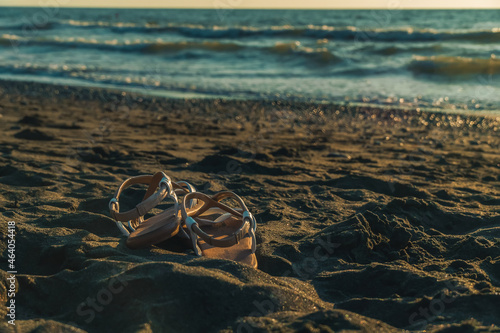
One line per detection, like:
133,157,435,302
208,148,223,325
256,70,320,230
108,171,257,268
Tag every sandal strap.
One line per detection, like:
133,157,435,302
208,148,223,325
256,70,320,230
142,175,195,202
109,172,172,222
184,191,248,218
181,191,256,255
191,217,251,247
109,172,182,236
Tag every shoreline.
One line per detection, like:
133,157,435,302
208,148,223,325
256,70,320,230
1,78,500,118
0,79,499,332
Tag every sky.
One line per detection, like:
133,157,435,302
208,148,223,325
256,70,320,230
0,0,499,8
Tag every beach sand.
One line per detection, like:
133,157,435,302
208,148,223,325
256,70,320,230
0,80,499,332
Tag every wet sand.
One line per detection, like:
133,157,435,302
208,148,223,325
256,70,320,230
0,80,499,332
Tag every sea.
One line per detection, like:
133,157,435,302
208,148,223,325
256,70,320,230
1,8,500,114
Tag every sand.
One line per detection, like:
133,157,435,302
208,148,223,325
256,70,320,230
0,80,499,332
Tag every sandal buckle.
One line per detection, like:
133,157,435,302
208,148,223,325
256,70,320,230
159,176,174,196
109,198,119,214
185,216,197,230
128,220,136,231
242,211,256,231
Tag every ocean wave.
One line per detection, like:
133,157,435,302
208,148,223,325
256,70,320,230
0,34,243,53
0,62,100,75
370,44,444,55
44,20,500,43
61,19,138,28
0,62,169,91
2,18,500,43
268,41,338,64
144,40,242,53
0,34,340,65
0,62,239,97
409,55,500,76
176,25,500,42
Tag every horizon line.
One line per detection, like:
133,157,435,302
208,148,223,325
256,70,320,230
1,6,499,9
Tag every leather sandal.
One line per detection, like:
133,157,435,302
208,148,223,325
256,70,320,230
109,171,196,249
180,191,258,268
